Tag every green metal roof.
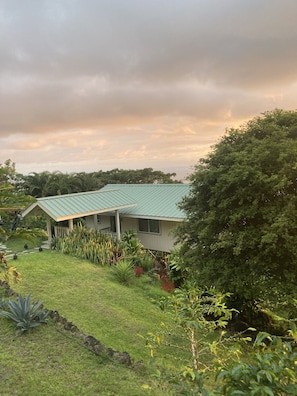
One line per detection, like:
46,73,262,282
21,189,137,221
100,184,190,221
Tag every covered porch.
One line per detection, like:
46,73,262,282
21,189,137,243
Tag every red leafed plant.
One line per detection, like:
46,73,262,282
160,274,174,293
134,266,144,277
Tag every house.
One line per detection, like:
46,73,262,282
21,184,190,252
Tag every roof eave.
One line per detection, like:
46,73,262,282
52,203,137,222
119,213,184,222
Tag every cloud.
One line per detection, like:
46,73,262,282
0,0,296,179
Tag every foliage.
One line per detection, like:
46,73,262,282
134,265,144,277
21,167,181,197
143,282,239,394
120,229,145,264
156,282,235,370
0,294,48,335
167,247,189,287
52,224,115,266
0,251,22,284
0,160,47,254
138,252,155,272
214,330,297,395
112,259,135,285
53,225,154,273
144,280,297,395
176,109,297,311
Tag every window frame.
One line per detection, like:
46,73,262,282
138,218,160,234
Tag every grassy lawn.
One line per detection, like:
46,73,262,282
0,250,191,395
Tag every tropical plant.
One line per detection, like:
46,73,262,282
214,330,297,395
21,171,53,197
138,251,155,272
120,229,144,262
112,260,135,286
0,252,22,284
52,224,115,265
159,282,234,370
0,294,48,335
143,282,239,394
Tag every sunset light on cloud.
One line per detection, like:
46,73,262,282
0,0,297,180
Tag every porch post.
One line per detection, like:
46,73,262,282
46,216,52,242
68,218,74,232
115,210,121,240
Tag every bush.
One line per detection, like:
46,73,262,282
214,331,297,395
138,252,155,272
134,265,144,277
0,294,48,335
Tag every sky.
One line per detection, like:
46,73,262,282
1,0,297,181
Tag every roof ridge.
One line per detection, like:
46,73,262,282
37,188,121,201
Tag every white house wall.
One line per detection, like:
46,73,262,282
136,219,177,252
85,214,110,232
85,214,178,252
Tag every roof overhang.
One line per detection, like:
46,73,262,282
21,189,137,222
21,202,137,222
118,213,184,222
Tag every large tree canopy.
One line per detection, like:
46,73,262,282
177,109,297,305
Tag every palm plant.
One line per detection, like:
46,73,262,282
22,171,52,197
112,260,135,286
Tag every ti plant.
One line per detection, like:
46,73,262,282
0,294,48,335
0,251,22,284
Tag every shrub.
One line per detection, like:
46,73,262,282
134,265,144,277
0,294,48,335
160,274,174,293
0,252,22,284
112,260,135,286
138,252,155,272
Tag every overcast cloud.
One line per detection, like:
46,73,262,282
1,0,296,179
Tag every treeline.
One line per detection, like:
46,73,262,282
4,164,181,198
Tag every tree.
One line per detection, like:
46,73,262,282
72,172,102,192
98,168,180,185
176,109,297,317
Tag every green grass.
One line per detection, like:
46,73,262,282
0,250,191,395
1,320,162,396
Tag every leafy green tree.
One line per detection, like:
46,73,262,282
99,167,180,184
176,109,297,316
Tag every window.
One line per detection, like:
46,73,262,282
97,215,101,224
138,219,160,234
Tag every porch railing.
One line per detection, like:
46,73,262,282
54,226,70,238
